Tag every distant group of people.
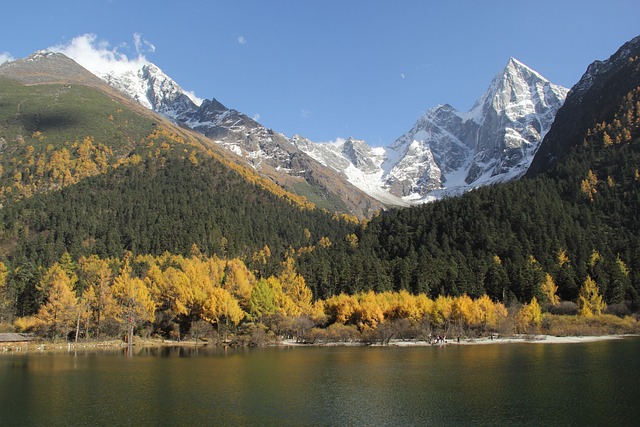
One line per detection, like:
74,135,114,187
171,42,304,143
428,334,447,344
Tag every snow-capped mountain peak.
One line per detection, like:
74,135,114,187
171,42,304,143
96,62,201,116
61,45,568,209
293,58,568,205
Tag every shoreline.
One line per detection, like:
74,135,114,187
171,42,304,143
1,334,636,354
270,333,636,347
380,334,633,346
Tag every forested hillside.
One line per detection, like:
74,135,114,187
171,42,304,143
1,41,640,344
297,59,640,311
0,74,358,321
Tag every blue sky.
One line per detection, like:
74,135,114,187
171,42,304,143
1,1,639,146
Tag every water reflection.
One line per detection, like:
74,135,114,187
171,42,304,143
1,339,639,426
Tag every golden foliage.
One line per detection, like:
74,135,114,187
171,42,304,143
540,273,560,306
578,275,606,317
580,169,598,201
515,297,542,333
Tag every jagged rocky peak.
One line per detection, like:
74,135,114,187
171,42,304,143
377,57,568,200
138,63,199,115
200,98,229,113
289,57,568,205
477,57,566,118
341,137,378,172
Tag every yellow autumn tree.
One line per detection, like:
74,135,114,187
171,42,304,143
352,291,385,330
222,259,255,309
162,266,202,321
324,293,357,325
580,170,598,201
385,290,422,322
430,295,453,327
540,273,560,307
515,297,542,333
278,257,313,316
474,294,507,330
452,294,476,329
142,263,167,309
578,275,606,317
180,256,217,318
413,293,434,321
78,255,118,338
202,287,245,328
111,257,155,342
34,264,81,339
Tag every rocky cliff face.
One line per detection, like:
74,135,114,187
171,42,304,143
383,58,568,201
527,35,640,177
69,55,384,216
294,58,568,204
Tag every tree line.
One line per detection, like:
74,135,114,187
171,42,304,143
2,250,636,345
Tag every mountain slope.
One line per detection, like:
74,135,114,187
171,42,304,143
527,35,640,176
0,52,357,272
295,36,640,304
75,57,384,216
293,58,568,204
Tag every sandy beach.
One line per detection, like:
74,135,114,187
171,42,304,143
277,334,635,348
383,334,632,346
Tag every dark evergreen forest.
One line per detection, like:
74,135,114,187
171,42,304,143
1,51,640,322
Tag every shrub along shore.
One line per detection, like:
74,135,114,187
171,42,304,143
1,252,639,351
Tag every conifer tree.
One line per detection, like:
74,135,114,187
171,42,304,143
540,273,560,307
34,264,80,339
578,275,606,317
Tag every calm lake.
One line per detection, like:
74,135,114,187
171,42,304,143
1,338,639,426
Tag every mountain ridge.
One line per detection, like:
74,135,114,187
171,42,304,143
527,35,640,176
51,47,567,208
294,58,568,203
65,54,384,217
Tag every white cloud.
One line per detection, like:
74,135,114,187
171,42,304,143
184,90,204,107
252,113,261,121
238,35,247,45
301,109,311,119
400,73,405,79
0,51,14,65
48,33,149,76
133,32,156,55
48,33,205,107
322,137,346,147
